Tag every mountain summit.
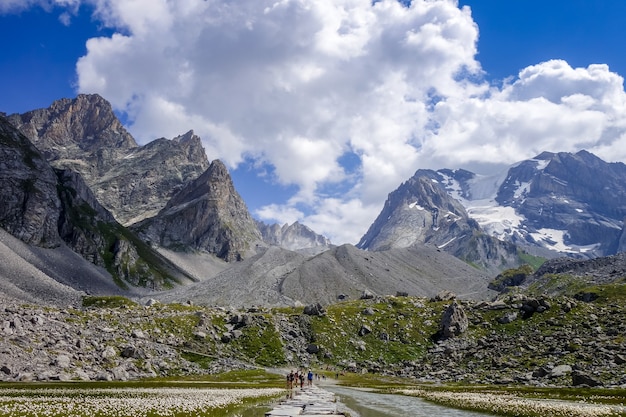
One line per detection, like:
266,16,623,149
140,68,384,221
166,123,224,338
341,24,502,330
134,159,263,262
361,150,626,262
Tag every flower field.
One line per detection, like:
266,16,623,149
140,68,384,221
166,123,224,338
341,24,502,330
0,386,284,417
399,388,626,417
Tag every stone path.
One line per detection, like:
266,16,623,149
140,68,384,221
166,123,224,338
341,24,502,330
265,385,344,416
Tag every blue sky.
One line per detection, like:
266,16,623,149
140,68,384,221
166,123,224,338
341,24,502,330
2,0,626,244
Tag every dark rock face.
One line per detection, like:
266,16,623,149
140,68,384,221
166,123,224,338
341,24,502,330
134,160,262,262
0,116,62,248
497,151,626,257
357,171,519,273
8,95,209,225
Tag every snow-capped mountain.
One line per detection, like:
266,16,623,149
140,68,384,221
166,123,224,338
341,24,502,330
364,150,626,260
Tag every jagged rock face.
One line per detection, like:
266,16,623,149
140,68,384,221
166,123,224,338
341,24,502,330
257,221,331,252
92,130,209,225
135,160,262,262
495,151,626,257
358,174,470,251
357,172,518,273
7,94,137,172
0,116,61,248
8,95,209,226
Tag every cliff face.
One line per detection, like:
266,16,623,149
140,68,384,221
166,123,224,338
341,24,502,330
0,116,61,248
8,95,209,226
134,160,263,262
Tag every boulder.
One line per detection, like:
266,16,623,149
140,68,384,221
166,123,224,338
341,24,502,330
303,303,325,316
438,301,468,339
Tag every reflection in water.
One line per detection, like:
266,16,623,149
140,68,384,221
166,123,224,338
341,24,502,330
327,385,493,417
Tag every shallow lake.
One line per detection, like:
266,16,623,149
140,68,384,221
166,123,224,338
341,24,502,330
326,385,493,417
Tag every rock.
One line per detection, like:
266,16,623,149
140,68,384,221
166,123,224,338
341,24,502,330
572,370,602,387
358,325,372,337
362,307,375,316
193,331,207,340
0,366,11,375
360,291,375,300
303,303,325,316
306,344,320,354
497,312,518,324
438,301,468,339
101,346,117,360
433,290,456,302
550,364,572,378
55,354,71,368
131,329,146,339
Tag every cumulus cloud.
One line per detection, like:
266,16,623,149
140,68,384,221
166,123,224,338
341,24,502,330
72,0,481,243
8,0,626,244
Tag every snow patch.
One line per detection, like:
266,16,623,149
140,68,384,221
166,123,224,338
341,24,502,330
530,228,599,254
438,237,456,249
408,202,425,210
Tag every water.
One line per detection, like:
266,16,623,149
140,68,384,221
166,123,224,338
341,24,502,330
326,385,493,417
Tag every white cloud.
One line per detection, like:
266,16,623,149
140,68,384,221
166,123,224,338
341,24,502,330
11,0,626,245
71,0,481,243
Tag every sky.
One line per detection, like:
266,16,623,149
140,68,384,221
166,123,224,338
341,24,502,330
2,0,626,245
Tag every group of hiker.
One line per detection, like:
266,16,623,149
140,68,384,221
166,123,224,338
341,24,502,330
286,369,314,389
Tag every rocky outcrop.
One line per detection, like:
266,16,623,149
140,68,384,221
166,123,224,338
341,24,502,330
7,94,137,173
257,221,332,253
437,301,468,340
8,95,209,226
134,160,263,262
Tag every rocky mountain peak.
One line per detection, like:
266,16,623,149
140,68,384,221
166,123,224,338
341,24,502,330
134,159,263,262
7,94,137,157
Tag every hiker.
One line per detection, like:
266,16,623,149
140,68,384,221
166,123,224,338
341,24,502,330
287,370,294,389
307,370,313,386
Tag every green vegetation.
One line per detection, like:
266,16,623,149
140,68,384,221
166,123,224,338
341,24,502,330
517,250,546,270
309,297,443,364
82,295,138,309
235,318,286,367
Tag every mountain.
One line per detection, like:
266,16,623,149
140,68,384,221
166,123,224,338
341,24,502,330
7,95,209,226
147,243,494,308
357,171,520,273
256,220,332,255
360,151,626,265
133,160,264,262
0,115,194,293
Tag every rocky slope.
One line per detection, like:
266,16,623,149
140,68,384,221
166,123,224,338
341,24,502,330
357,171,521,274
7,95,210,226
1,288,625,388
147,243,495,308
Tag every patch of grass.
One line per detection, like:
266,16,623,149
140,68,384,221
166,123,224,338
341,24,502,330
310,297,442,366
235,317,286,367
82,295,137,309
